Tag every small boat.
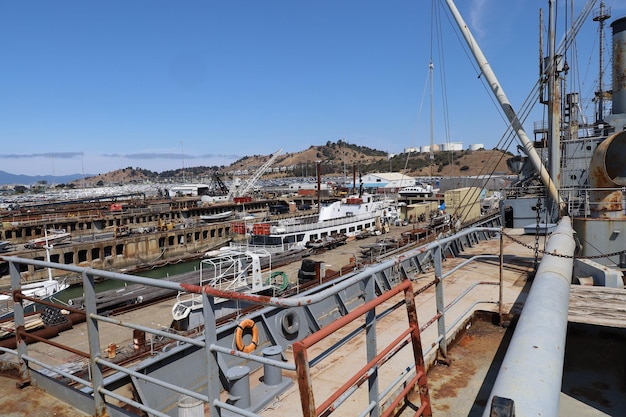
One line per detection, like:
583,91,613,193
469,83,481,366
398,182,438,198
355,229,373,239
0,277,69,320
2,229,71,319
200,210,234,222
24,229,71,249
0,241,15,253
305,233,347,250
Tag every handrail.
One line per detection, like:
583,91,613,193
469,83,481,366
0,218,505,417
291,279,431,417
2,226,502,309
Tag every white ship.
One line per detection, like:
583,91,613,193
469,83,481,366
231,192,396,254
398,182,438,198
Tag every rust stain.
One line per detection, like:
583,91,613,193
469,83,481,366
427,319,507,413
0,371,87,416
590,164,612,188
457,333,475,347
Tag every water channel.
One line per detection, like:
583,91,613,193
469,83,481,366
53,258,203,304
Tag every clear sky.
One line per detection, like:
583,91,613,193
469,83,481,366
1,0,624,176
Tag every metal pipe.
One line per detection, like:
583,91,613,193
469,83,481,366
3,226,502,309
482,216,575,417
93,313,206,347
210,344,296,371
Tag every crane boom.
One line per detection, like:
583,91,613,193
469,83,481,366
229,149,283,199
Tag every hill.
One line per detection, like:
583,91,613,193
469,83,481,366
0,170,84,186
229,143,514,179
0,141,514,187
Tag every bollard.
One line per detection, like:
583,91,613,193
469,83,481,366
133,329,146,351
107,343,116,359
262,345,283,386
227,365,251,409
177,395,203,417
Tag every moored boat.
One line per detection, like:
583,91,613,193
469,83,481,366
23,230,71,250
0,277,69,320
199,210,234,222
0,241,14,253
398,182,438,198
230,192,391,254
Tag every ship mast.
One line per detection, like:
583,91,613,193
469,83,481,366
429,59,434,185
442,0,566,214
547,0,562,189
593,1,611,127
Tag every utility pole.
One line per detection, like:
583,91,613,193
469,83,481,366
180,140,185,182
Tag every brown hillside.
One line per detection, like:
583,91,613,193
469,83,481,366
404,149,513,177
73,144,515,187
223,148,514,179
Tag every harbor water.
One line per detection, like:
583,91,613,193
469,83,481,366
53,259,202,304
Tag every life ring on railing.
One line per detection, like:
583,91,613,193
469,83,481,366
266,271,290,293
235,319,259,353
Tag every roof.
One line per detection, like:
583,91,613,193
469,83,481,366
362,172,414,182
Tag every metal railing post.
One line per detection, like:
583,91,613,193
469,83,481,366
499,230,504,325
9,260,29,386
202,290,221,417
403,280,432,417
434,243,447,359
364,275,380,417
293,339,315,417
82,269,107,416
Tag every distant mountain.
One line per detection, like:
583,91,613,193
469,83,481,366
0,141,515,187
0,170,85,186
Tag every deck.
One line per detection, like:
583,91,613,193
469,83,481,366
0,223,625,416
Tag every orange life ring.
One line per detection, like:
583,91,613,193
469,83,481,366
235,319,259,353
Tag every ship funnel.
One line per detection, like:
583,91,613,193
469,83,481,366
589,130,626,217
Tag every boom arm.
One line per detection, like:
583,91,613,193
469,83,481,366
443,0,573,215
229,149,283,199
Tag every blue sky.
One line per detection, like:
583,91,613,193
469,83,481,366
1,0,624,176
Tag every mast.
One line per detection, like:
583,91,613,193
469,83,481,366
547,0,562,189
429,59,435,184
442,0,566,215
44,227,53,281
593,1,611,126
539,9,544,84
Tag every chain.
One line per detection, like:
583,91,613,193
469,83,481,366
501,230,625,260
533,197,542,273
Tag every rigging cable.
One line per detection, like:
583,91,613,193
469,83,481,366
434,0,597,225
